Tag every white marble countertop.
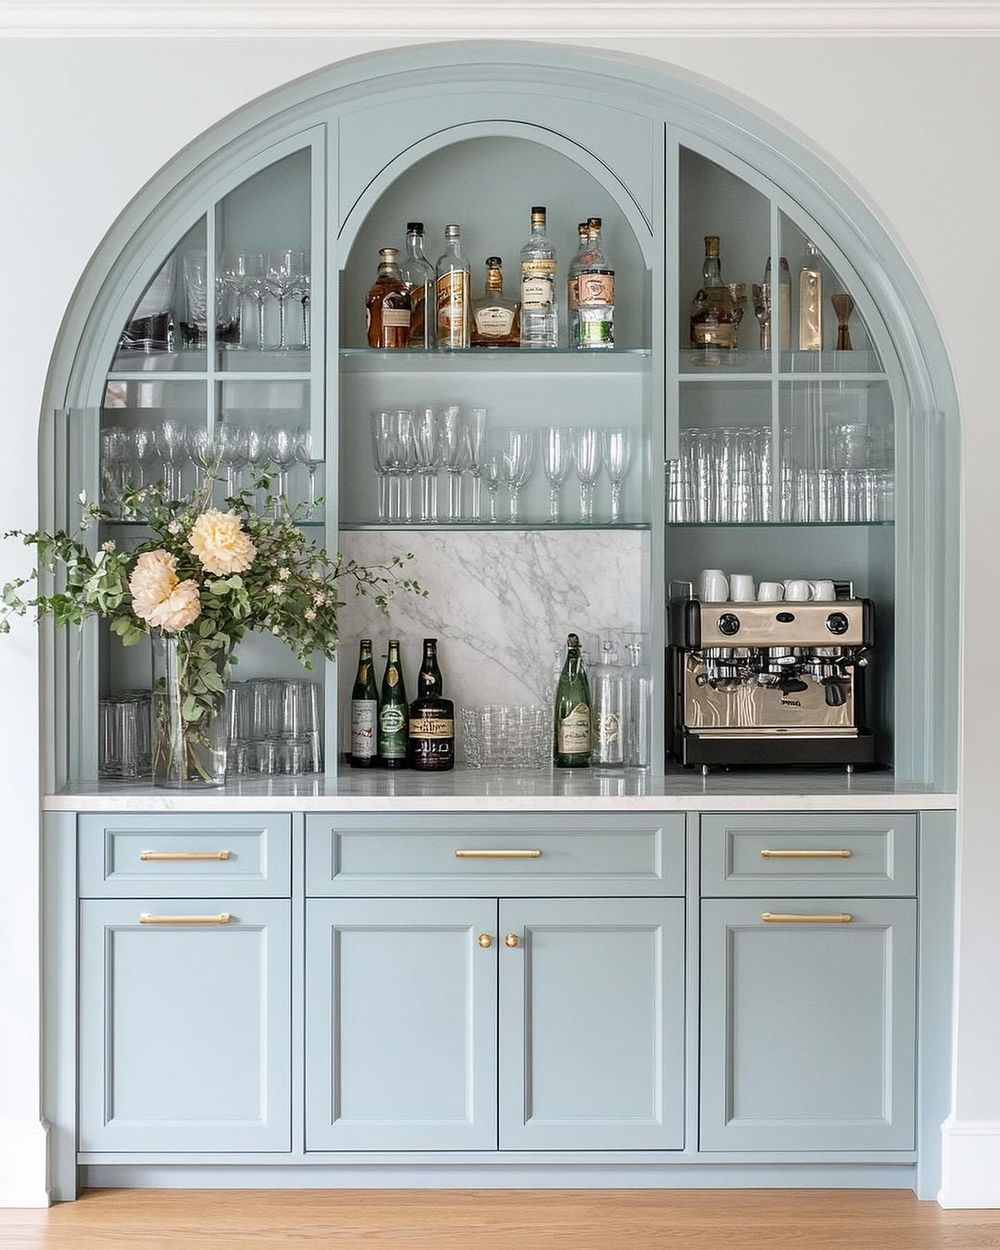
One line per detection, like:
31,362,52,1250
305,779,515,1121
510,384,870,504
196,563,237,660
43,766,957,812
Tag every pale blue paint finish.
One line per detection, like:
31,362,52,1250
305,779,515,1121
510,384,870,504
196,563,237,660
78,813,292,898
79,898,291,1153
700,813,917,898
43,813,79,1201
700,897,916,1152
305,898,499,1151
499,898,685,1151
304,813,685,897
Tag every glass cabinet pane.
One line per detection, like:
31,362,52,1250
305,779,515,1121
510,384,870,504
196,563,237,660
216,379,318,516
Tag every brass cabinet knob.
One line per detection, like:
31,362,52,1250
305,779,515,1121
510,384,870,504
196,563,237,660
504,933,521,948
477,933,493,948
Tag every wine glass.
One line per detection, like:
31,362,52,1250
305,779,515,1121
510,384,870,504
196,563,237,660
482,449,503,524
217,424,249,499
131,426,158,493
100,426,130,518
752,282,771,351
287,250,311,351
264,425,297,509
395,409,417,522
238,252,267,351
461,407,487,521
155,419,190,501
574,426,603,523
412,406,441,522
542,426,574,523
186,426,217,497
220,252,251,349
371,410,402,522
601,427,632,523
294,429,322,507
265,249,295,351
499,429,534,524
436,405,465,522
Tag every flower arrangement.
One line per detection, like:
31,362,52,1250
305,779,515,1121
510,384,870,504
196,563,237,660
2,470,423,784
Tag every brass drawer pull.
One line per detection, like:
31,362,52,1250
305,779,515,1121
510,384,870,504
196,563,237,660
477,933,493,949
139,850,231,862
139,913,233,925
760,848,852,859
761,912,853,924
454,849,542,859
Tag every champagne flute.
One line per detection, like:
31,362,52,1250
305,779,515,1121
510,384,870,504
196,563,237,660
500,429,534,524
155,419,190,501
574,426,603,523
395,409,417,523
461,407,487,521
542,426,574,523
131,426,157,493
601,427,632,523
238,252,267,351
412,406,441,522
436,405,465,522
482,449,503,523
294,429,322,507
264,425,297,510
287,250,311,351
217,424,249,498
265,249,294,351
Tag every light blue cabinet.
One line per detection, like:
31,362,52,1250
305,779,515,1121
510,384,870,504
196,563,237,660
305,898,499,1150
78,898,291,1153
699,897,917,1151
499,898,685,1150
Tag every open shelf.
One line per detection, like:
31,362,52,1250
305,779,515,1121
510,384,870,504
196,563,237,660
340,348,652,374
666,521,894,529
339,521,650,532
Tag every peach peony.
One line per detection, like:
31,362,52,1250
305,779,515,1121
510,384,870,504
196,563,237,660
144,579,201,633
129,550,180,622
189,509,256,576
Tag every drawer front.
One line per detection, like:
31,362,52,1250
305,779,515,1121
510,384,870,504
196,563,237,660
306,813,685,897
79,813,292,898
700,812,917,897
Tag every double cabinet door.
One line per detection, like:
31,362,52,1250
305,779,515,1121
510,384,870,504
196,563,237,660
305,897,685,1151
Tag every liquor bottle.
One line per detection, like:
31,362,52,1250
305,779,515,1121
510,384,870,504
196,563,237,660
764,255,792,351
435,224,471,349
366,248,411,349
349,638,379,768
567,222,589,348
590,638,626,767
689,235,736,356
400,222,435,349
554,632,591,768
377,639,408,768
798,241,823,351
520,206,558,349
471,257,520,348
408,638,455,771
575,217,615,350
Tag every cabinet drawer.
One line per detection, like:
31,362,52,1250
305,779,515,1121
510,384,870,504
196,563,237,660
78,813,292,898
306,813,685,896
700,812,916,897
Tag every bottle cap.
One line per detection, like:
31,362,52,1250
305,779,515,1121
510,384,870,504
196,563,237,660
531,205,546,215
587,216,602,229
406,221,424,233
704,235,720,257
567,632,580,647
444,224,460,237
379,247,399,260
485,256,502,267
423,638,438,646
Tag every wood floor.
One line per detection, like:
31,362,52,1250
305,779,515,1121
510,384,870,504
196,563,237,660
0,1190,998,1250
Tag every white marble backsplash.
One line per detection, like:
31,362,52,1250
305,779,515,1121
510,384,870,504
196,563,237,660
336,531,645,760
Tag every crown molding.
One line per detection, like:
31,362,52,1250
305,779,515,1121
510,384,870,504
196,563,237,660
3,2,1000,38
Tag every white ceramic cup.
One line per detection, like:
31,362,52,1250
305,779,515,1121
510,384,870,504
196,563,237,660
728,573,756,602
784,579,812,602
810,579,837,601
757,581,784,602
697,569,729,603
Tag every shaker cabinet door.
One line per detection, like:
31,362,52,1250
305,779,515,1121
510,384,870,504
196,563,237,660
78,899,291,1153
305,898,498,1151
499,898,685,1150
700,898,916,1151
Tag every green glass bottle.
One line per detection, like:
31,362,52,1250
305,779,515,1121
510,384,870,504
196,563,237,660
554,632,592,768
377,639,408,769
349,638,379,768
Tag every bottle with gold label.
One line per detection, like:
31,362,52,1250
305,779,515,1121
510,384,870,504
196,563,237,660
366,248,411,349
400,222,435,349
349,638,379,768
471,257,520,348
689,235,736,358
408,638,455,771
554,632,591,768
576,217,615,350
520,206,558,349
435,224,471,349
377,639,408,768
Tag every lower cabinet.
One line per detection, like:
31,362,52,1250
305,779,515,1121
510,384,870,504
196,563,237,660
78,898,292,1153
305,896,686,1151
699,897,917,1151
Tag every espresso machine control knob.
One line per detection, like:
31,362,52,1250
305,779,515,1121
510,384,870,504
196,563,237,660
825,612,850,636
717,612,741,637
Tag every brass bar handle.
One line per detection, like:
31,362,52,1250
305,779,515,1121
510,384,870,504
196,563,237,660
477,933,493,949
454,849,542,859
504,933,521,949
139,850,231,862
139,913,233,925
761,912,853,924
760,849,852,859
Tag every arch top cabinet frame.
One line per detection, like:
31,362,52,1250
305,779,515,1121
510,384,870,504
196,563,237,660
42,41,958,793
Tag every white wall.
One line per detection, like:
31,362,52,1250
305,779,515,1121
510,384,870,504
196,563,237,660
1,26,997,1205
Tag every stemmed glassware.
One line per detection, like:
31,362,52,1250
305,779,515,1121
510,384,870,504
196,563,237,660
437,405,465,522
263,425,297,508
155,419,190,501
100,427,131,517
542,426,574,523
217,424,249,498
219,253,248,349
186,426,215,493
294,429,322,506
482,449,503,523
412,407,441,523
371,410,402,522
396,409,417,522
574,427,603,523
499,429,534,524
462,407,487,521
130,426,157,493
265,249,295,351
240,252,268,351
287,251,311,350
601,427,632,523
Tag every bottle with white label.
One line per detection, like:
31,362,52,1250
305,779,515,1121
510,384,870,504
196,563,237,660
377,639,409,768
554,632,591,767
349,638,379,768
435,224,471,349
520,206,558,349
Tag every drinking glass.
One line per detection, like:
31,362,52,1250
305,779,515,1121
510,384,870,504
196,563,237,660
99,696,142,779
573,426,602,523
499,429,534,524
542,426,574,523
186,426,216,494
100,426,130,517
412,406,441,522
601,427,631,523
265,249,295,351
726,282,749,350
217,424,249,498
287,250,311,350
264,425,297,508
155,419,189,500
395,409,417,522
243,426,265,507
238,251,267,351
437,405,465,522
482,449,503,523
371,410,402,522
462,407,488,521
219,252,248,349
752,282,771,351
131,426,158,494
294,429,322,506
180,251,210,348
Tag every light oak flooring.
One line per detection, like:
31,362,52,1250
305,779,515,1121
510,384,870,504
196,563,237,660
0,1190,999,1250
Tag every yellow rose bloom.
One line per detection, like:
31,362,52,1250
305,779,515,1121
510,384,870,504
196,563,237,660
189,509,256,577
129,550,180,623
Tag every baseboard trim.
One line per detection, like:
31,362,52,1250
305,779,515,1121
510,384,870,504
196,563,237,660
939,1117,1000,1208
0,1120,50,1209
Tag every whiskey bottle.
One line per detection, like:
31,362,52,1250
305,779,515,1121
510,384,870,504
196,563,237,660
520,206,558,349
408,638,455,771
401,222,435,349
567,222,589,348
798,241,823,351
554,632,591,768
576,217,615,350
764,255,792,351
435,224,471,349
689,235,736,356
366,248,411,349
377,639,408,768
349,638,379,768
471,257,520,348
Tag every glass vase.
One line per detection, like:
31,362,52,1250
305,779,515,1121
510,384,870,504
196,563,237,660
151,633,228,787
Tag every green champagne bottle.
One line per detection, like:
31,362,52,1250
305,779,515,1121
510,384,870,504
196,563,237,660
349,638,379,768
377,639,408,768
554,632,592,768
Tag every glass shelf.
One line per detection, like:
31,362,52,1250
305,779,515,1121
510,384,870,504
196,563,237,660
338,521,651,532
679,349,885,382
666,520,894,528
99,519,326,529
340,348,652,374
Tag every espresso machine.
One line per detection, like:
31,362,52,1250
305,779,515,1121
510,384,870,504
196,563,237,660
667,590,876,770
